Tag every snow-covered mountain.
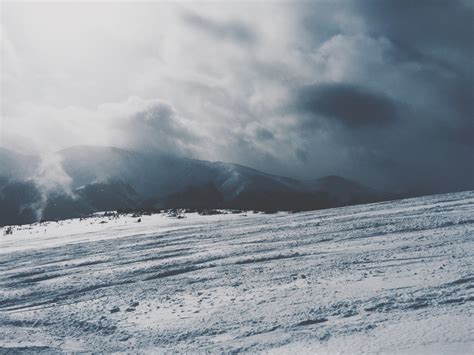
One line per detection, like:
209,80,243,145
0,146,387,225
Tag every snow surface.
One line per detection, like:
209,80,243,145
0,191,473,353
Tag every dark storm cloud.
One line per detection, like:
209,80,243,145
287,0,474,194
126,101,199,155
3,1,473,196
358,0,474,69
355,0,474,142
442,77,474,124
255,127,274,141
438,119,474,147
182,12,256,44
296,83,399,128
295,148,308,164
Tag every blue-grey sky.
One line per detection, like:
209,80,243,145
1,1,473,193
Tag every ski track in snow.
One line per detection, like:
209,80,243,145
0,191,473,353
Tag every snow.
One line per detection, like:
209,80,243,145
1,191,473,353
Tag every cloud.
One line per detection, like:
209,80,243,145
296,83,399,128
2,97,200,157
1,1,473,195
255,127,274,141
122,99,200,155
358,0,474,71
295,148,308,163
182,12,257,45
31,153,74,220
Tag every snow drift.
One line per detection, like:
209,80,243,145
0,190,473,353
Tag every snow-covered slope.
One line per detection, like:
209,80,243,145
1,191,473,353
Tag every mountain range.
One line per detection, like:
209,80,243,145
0,146,390,226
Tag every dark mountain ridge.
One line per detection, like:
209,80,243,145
0,145,390,226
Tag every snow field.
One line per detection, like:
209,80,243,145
0,191,473,353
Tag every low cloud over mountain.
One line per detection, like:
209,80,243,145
1,1,472,199
0,146,387,226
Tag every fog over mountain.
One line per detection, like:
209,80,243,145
1,1,473,221
0,145,388,226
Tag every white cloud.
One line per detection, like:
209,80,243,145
1,2,306,166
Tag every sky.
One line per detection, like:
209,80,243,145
1,0,473,194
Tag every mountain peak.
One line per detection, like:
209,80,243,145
0,145,391,225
